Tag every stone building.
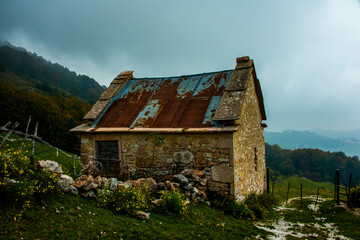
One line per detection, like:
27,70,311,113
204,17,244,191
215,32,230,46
71,56,267,201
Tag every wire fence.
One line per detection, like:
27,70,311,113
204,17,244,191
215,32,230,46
266,167,359,209
0,117,87,177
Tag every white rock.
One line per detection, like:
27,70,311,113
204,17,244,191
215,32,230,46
57,174,74,192
38,160,63,174
108,178,118,190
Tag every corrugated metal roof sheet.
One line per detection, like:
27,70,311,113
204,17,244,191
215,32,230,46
95,70,232,128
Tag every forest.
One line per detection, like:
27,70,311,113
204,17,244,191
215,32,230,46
266,143,360,185
0,42,104,153
0,82,90,153
0,41,104,104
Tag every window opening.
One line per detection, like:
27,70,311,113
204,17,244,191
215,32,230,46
96,140,120,176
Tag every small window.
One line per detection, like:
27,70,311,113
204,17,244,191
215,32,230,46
254,147,258,172
97,141,119,160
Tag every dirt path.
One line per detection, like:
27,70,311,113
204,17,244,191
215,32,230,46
340,202,360,217
256,196,351,240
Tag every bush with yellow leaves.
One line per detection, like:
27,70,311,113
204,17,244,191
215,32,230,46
97,187,153,214
0,146,60,221
159,189,189,215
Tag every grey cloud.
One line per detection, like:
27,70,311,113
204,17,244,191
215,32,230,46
1,0,360,131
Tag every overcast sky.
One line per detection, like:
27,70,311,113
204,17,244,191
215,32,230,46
1,0,360,132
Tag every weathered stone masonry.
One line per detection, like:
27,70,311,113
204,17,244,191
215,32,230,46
80,132,234,196
233,73,266,201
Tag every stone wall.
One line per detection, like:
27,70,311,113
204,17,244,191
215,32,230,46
233,74,266,202
80,132,234,196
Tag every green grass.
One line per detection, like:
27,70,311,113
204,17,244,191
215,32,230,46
271,176,334,202
260,177,360,240
0,193,268,240
2,133,360,239
0,134,269,239
0,133,81,178
319,201,360,239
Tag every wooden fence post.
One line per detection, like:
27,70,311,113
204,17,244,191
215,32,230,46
266,167,270,194
300,184,303,208
335,169,340,205
31,122,38,159
349,173,352,192
314,187,320,210
272,179,275,196
20,116,32,151
25,116,32,139
0,121,19,147
286,182,290,206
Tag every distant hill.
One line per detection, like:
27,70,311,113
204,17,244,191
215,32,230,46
265,130,360,157
0,41,105,153
266,143,360,185
0,40,104,104
0,82,91,153
311,128,360,140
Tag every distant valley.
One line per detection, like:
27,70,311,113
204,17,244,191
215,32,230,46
265,129,360,157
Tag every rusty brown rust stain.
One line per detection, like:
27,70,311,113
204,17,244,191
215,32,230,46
151,100,188,127
153,78,180,100
96,99,128,127
177,98,212,128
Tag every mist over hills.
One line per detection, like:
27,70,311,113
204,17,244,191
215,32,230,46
265,129,360,157
311,128,360,140
0,40,104,104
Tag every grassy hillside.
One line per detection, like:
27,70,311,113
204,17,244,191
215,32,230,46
266,143,360,186
1,135,359,240
271,176,333,201
0,194,267,240
0,133,81,178
0,135,268,239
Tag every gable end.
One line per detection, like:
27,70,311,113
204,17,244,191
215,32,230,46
213,57,266,121
83,71,134,121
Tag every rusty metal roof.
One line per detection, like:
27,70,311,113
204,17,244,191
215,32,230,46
73,57,267,133
94,70,232,128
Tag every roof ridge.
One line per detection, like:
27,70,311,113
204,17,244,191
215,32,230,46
133,69,233,80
